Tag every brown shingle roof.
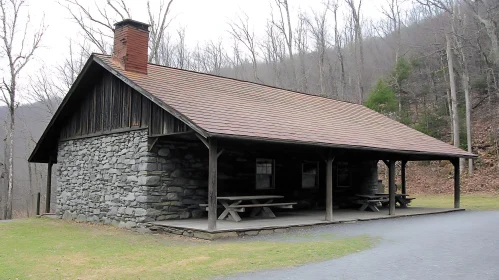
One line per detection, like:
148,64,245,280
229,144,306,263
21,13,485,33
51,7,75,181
95,54,475,159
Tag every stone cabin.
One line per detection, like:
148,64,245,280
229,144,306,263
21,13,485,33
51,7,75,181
29,19,474,230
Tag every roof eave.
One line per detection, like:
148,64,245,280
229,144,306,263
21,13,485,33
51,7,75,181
208,132,477,160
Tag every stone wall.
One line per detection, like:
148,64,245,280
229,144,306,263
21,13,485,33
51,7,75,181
350,160,379,195
56,128,380,228
56,129,208,228
146,140,208,220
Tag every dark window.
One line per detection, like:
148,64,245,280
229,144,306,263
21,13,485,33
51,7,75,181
256,158,274,189
302,162,319,188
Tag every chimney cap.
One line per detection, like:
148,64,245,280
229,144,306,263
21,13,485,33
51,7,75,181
114,19,150,31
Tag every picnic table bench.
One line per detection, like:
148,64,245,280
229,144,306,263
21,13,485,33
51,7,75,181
376,193,415,208
200,195,296,222
355,194,389,212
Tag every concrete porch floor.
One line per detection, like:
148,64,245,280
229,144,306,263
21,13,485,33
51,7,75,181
148,207,464,238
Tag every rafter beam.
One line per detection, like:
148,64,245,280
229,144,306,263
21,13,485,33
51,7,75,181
195,133,209,149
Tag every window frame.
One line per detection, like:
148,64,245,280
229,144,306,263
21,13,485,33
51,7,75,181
255,158,275,190
301,161,320,189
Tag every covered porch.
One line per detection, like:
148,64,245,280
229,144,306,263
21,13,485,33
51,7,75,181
158,132,467,236
149,207,464,239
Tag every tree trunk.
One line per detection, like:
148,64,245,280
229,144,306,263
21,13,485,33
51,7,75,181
299,53,308,92
453,6,473,174
282,0,297,90
333,6,346,99
478,16,499,67
463,71,472,174
319,50,325,96
446,34,461,172
357,34,365,102
6,108,15,219
446,89,453,143
1,136,8,220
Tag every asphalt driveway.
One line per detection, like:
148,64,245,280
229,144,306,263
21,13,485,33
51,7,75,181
228,211,499,280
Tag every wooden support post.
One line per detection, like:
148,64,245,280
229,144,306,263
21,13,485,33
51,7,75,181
45,161,53,214
325,157,334,222
401,160,407,194
208,138,218,231
388,160,396,215
453,158,460,209
36,192,41,216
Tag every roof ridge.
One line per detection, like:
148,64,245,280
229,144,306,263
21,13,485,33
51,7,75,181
93,53,364,108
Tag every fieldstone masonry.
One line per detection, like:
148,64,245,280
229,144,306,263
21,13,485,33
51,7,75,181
56,129,208,228
145,140,208,220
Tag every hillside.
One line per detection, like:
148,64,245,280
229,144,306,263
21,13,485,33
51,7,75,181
405,97,499,195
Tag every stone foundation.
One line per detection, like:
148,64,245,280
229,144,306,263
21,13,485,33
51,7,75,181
148,224,297,240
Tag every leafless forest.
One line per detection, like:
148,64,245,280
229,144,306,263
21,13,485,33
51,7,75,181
0,0,498,219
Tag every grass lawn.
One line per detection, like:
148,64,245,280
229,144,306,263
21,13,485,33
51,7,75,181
412,194,499,210
0,218,374,279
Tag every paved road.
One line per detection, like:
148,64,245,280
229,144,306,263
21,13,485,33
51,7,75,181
228,211,499,280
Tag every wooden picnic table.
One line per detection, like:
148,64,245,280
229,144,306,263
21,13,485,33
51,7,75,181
376,193,415,208
355,194,389,212
215,195,296,222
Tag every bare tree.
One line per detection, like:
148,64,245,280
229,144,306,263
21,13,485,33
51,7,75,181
271,0,297,89
295,12,309,92
416,0,469,172
0,0,45,219
147,0,174,64
57,39,91,91
174,27,189,69
0,123,7,219
463,0,498,69
157,32,175,67
305,6,329,97
452,5,473,174
28,38,90,119
345,0,365,102
28,70,62,117
328,1,346,99
61,0,128,54
205,40,228,75
64,0,175,66
228,12,262,83
381,0,404,62
446,33,461,160
229,38,245,80
380,0,405,112
261,21,285,87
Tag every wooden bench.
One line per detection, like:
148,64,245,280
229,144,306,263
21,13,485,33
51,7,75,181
237,202,296,219
201,196,296,222
236,202,297,208
198,202,296,210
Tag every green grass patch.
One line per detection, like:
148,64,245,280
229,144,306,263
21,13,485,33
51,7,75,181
412,194,499,210
0,218,374,279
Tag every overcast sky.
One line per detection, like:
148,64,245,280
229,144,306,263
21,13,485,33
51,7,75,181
5,0,397,101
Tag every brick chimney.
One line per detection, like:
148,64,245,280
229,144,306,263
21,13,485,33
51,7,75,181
113,19,150,74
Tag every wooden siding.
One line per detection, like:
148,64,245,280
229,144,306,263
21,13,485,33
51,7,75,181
60,72,190,140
